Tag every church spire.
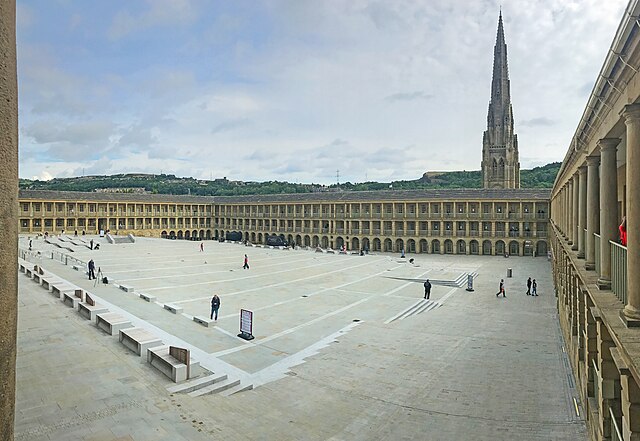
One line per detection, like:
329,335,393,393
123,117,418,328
482,12,520,189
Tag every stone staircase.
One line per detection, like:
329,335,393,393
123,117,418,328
166,372,252,397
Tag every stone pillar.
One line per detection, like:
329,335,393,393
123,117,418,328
585,297,597,398
622,104,640,324
598,138,621,289
572,174,579,251
567,180,574,245
597,321,619,439
0,1,18,439
578,166,587,259
586,155,600,270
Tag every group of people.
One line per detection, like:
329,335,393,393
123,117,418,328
496,277,538,298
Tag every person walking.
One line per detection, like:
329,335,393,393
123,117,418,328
88,259,96,280
200,242,204,252
532,279,538,296
496,279,506,297
210,294,221,321
243,254,249,269
526,277,532,295
90,239,94,250
423,279,432,300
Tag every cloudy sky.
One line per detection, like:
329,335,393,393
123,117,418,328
17,0,628,184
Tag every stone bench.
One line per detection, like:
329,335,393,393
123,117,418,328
42,276,64,292
163,304,183,314
119,327,163,357
139,292,157,302
96,312,132,336
78,294,108,321
119,284,134,293
193,316,215,327
147,346,201,383
51,283,75,299
62,289,84,308
19,261,26,273
25,266,34,278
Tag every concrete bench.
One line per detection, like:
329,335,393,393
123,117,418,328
147,346,201,383
139,292,157,302
78,294,108,321
96,312,132,335
193,316,215,327
163,304,183,314
119,327,163,357
25,266,34,278
19,262,26,273
42,276,64,292
62,289,84,308
119,284,134,293
51,283,75,299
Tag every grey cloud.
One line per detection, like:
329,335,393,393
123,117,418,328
519,117,556,127
25,120,115,145
364,2,405,30
384,91,434,102
118,124,158,148
211,118,252,134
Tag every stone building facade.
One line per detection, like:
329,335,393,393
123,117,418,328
17,188,550,257
549,1,640,439
482,13,520,189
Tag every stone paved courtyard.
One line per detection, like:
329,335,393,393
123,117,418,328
14,235,586,440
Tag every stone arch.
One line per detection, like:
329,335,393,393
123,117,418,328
177,230,184,239
169,230,176,239
536,240,548,256
444,239,454,254
185,230,191,240
287,234,294,246
509,240,519,255
258,233,263,243
352,237,360,251
321,236,329,248
384,238,393,252
482,240,492,255
469,240,479,255
523,240,533,256
295,235,302,247
420,239,428,253
206,230,212,240
432,239,440,254
161,230,168,239
457,239,466,254
213,229,218,239
312,235,319,247
198,229,204,240
362,237,370,252
492,158,498,177
498,158,505,178
407,239,416,253
251,232,256,242
304,235,311,246
395,238,404,253
336,236,345,249
372,238,381,251
495,240,505,255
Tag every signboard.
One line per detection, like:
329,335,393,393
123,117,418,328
466,274,474,292
240,309,254,337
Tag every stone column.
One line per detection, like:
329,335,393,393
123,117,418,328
622,104,640,324
0,1,18,439
572,174,579,251
578,166,587,259
586,155,600,270
567,181,574,245
598,138,621,289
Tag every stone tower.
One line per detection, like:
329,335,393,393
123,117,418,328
482,12,520,189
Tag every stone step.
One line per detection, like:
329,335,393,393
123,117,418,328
166,373,228,394
219,382,254,397
188,378,241,397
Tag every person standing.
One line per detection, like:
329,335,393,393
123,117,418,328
243,254,249,269
90,239,94,250
532,279,538,296
620,216,627,246
88,259,96,280
526,277,532,295
423,279,432,300
210,294,221,321
496,279,506,297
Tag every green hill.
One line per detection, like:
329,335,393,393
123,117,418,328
19,162,560,196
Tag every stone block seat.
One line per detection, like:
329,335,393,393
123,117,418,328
62,289,84,309
77,293,108,321
50,282,75,299
147,346,201,383
95,312,132,335
119,327,163,357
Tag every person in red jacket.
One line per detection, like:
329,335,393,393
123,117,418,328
620,216,627,246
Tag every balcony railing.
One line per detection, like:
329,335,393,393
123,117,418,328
610,407,623,441
611,241,627,305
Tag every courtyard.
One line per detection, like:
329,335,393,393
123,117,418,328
14,235,586,440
